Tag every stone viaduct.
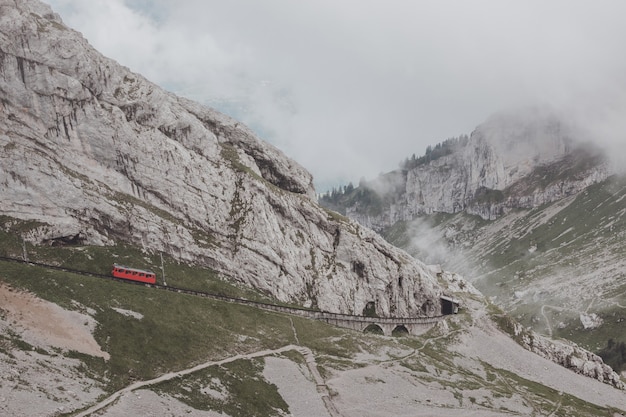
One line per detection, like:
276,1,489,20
224,296,452,336
160,281,459,336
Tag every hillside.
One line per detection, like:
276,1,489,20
1,232,626,416
384,175,626,356
323,108,625,371
0,0,443,318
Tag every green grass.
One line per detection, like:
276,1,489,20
553,306,626,353
0,216,365,400
151,358,289,416
0,216,283,303
1,214,623,416
2,258,620,416
597,338,626,373
0,260,298,393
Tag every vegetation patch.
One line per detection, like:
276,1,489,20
0,260,297,393
320,184,386,217
151,358,289,416
598,339,626,374
219,142,264,184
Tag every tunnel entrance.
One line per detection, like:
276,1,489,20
362,301,378,318
441,295,460,315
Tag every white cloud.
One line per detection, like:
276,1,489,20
47,0,626,190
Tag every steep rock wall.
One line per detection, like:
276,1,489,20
346,110,610,230
0,0,442,317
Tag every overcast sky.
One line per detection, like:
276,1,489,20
46,0,626,191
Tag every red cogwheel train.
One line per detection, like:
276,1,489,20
111,264,157,284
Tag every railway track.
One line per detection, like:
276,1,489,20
0,255,313,312
0,255,444,326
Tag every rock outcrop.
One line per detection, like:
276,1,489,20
511,321,625,390
0,0,443,317
340,108,610,231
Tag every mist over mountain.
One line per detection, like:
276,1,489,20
323,106,610,225
1,1,626,415
323,106,626,372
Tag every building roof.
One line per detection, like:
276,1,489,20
440,295,460,304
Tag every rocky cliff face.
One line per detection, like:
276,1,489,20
510,320,625,390
0,0,443,317
340,108,610,231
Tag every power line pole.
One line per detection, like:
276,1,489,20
22,237,28,262
160,252,166,286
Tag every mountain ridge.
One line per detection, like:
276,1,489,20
324,107,611,229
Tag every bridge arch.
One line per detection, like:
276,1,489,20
392,325,409,337
363,324,384,335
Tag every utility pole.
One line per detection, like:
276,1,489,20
160,252,167,286
22,237,28,262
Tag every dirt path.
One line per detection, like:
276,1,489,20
79,319,345,417
540,304,580,337
75,340,338,417
288,317,344,417
541,305,553,337
75,345,309,417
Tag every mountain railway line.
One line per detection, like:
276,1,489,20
0,255,445,335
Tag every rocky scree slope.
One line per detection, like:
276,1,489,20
387,176,626,351
0,0,443,317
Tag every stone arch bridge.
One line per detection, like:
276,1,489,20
231,299,448,336
314,312,443,336
159,282,456,336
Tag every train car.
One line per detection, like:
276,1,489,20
111,264,157,284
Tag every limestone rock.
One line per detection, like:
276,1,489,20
516,325,625,389
0,0,443,317
344,108,610,230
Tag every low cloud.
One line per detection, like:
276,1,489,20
48,0,626,190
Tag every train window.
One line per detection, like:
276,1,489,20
132,271,137,275
139,273,144,277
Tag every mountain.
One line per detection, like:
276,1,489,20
323,107,626,368
383,175,626,357
324,107,610,229
0,0,443,318
1,1,625,416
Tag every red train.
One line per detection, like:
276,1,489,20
111,264,157,284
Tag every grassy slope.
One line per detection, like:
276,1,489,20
383,175,626,357
0,217,619,416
